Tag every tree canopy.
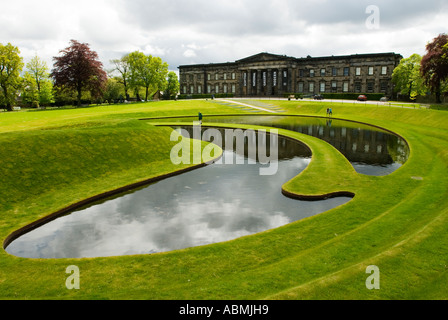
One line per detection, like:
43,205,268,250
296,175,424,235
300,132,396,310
128,51,168,101
0,43,24,111
392,54,427,100
51,40,107,106
421,33,448,103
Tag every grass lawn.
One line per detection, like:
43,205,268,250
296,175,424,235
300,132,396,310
0,99,447,300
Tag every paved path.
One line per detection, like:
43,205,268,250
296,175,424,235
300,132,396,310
217,99,281,113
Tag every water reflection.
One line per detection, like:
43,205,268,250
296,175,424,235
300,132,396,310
156,115,409,176
6,134,350,259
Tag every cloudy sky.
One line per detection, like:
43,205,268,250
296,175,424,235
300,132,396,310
1,0,447,74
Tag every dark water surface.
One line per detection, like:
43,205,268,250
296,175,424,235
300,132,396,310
153,115,409,176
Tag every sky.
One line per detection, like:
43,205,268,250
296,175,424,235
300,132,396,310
1,0,447,75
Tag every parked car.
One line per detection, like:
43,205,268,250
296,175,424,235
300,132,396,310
357,95,367,101
314,94,324,100
380,97,388,102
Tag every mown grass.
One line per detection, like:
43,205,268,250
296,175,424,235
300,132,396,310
0,99,447,300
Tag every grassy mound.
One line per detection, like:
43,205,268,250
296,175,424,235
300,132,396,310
0,99,447,300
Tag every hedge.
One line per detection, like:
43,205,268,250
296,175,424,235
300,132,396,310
177,93,235,100
321,93,386,101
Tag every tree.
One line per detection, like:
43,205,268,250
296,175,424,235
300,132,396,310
103,78,122,103
0,43,24,111
164,71,180,100
128,51,169,101
392,54,427,100
51,40,107,106
23,55,54,107
110,54,131,100
421,34,448,103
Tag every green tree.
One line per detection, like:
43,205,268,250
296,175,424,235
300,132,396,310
103,78,122,103
23,56,54,107
110,54,131,100
392,54,427,100
0,43,24,111
421,34,448,103
164,71,180,100
128,51,169,101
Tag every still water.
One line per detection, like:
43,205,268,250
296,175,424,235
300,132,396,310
6,132,350,259
153,115,410,176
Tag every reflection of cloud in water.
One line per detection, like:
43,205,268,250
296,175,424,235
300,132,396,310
6,139,349,259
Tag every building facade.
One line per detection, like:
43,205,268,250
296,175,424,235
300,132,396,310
178,52,402,98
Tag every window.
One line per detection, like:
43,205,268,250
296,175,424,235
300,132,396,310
331,81,337,93
310,69,315,77
273,71,277,87
215,85,219,93
243,73,247,87
263,71,267,87
252,72,257,87
343,67,349,76
223,84,228,93
207,74,211,81
368,67,374,75
232,84,236,93
343,82,349,92
380,81,388,91
367,81,374,92
320,82,326,92
381,66,388,75
190,85,194,94
298,82,304,93
198,86,202,94
232,73,236,80
309,82,315,93
299,69,304,77
332,68,337,76
215,74,219,81
223,73,227,80
355,82,362,92
183,85,187,94
321,68,326,76
207,85,211,94
356,67,361,76
198,74,202,81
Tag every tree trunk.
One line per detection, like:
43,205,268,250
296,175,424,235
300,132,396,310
436,81,442,103
77,87,82,107
145,86,149,102
1,85,12,111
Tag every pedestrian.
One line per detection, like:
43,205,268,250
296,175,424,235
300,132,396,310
326,108,329,117
329,108,333,117
198,112,203,124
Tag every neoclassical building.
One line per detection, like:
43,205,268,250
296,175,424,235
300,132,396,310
178,52,402,98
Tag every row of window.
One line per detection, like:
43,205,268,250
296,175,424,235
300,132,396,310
182,66,389,83
182,73,237,82
181,79,388,95
301,66,388,78
182,84,237,95
298,80,388,93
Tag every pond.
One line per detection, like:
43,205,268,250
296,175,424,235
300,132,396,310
5,115,408,259
151,115,410,176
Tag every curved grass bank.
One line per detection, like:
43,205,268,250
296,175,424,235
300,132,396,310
0,99,447,300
